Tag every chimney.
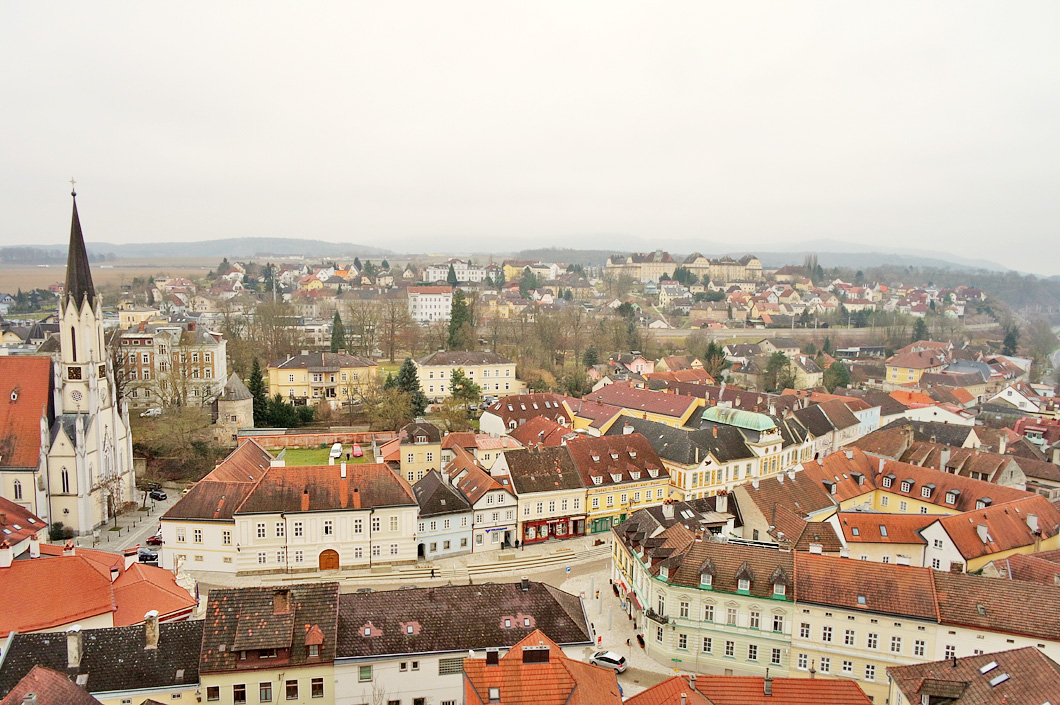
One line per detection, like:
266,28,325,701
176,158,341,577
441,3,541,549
0,546,11,569
110,565,120,582
716,493,728,513
623,423,634,435
712,426,718,438
1027,514,1039,532
764,669,773,696
63,540,75,557
662,503,674,519
123,547,138,569
896,555,911,566
809,543,823,554
940,448,951,472
681,695,687,705
976,524,990,543
752,479,760,489
29,534,40,558
340,462,347,479
999,435,1007,455
777,473,784,484
787,470,796,480
66,626,83,669
689,674,697,691
520,576,530,592
486,650,500,666
144,610,160,650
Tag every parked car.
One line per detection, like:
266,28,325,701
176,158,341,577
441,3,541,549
351,444,364,457
139,408,162,417
329,443,343,459
146,532,163,546
149,489,168,501
589,651,627,673
138,548,158,564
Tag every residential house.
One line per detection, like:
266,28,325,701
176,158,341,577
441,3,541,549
918,494,1060,572
0,617,203,705
791,399,863,458
582,384,703,428
415,350,523,399
886,351,946,386
407,286,453,323
462,629,620,705
887,647,1060,705
391,420,443,484
336,582,595,705
412,470,473,559
565,433,670,533
826,512,937,566
0,666,103,705
440,432,522,471
494,446,586,544
267,351,377,408
199,583,338,705
479,393,572,436
444,446,518,551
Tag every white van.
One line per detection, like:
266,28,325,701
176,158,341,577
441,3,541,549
329,443,343,459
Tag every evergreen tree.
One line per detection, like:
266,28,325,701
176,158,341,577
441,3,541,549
353,257,362,272
248,359,268,426
267,394,299,427
582,346,599,368
911,318,929,343
1003,325,1020,356
381,258,390,270
519,267,539,295
495,267,506,288
447,264,459,286
383,372,396,390
822,360,851,392
396,358,429,417
449,368,482,410
823,336,833,355
448,290,473,350
330,310,347,353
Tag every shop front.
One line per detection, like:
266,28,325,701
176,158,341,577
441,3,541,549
522,515,586,544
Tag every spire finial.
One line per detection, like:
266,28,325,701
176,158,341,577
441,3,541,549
69,177,76,197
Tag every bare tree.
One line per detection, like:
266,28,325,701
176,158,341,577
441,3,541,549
378,295,411,362
345,299,381,357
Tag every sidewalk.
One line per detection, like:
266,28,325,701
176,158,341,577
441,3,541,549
187,532,615,590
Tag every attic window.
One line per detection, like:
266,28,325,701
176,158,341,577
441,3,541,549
851,527,860,536
882,477,893,488
610,473,622,483
945,491,958,504
647,468,659,478
660,566,669,579
920,485,934,498
630,471,641,480
610,453,619,460
976,604,987,616
9,390,17,402
363,628,371,636
857,595,867,606
900,480,912,493
700,574,712,587
879,525,888,538
737,578,750,592
629,451,637,458
592,476,602,485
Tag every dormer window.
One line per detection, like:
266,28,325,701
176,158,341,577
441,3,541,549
647,468,659,478
630,471,641,480
660,566,669,579
591,454,600,462
738,578,750,593
308,645,319,657
592,476,603,485
610,473,622,483
900,480,912,493
629,451,637,458
945,491,958,504
882,476,893,488
700,574,712,588
610,452,619,460
773,584,786,597
920,485,934,498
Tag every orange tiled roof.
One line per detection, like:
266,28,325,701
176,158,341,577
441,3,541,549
835,512,936,544
0,556,115,636
0,665,102,705
0,498,44,548
934,494,1060,561
623,675,713,705
111,562,197,625
795,552,939,621
203,439,273,483
463,629,621,705
691,675,873,705
0,356,52,470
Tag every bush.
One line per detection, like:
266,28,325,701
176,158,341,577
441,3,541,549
49,522,74,541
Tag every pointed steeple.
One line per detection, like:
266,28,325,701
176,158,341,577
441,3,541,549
64,187,96,310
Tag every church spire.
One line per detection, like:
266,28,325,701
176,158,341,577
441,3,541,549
64,183,96,310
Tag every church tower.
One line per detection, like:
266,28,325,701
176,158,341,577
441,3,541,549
48,187,135,534
59,188,109,414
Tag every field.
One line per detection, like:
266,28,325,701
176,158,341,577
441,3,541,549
274,447,375,466
0,260,215,292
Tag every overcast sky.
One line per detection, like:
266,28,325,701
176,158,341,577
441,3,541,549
2,2,1058,274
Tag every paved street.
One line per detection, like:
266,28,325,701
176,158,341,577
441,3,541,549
76,488,182,553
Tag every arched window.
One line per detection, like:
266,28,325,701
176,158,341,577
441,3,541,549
61,468,70,494
70,327,77,361
13,480,22,500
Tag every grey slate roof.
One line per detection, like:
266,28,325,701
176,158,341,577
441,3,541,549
879,418,974,448
503,446,584,495
335,582,591,659
201,583,339,673
417,351,513,367
219,373,252,402
605,416,754,465
0,621,203,698
413,469,472,517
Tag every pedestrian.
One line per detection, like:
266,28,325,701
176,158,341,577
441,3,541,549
430,567,436,578
626,638,631,647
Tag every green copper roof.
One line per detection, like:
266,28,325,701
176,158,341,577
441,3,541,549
701,406,777,432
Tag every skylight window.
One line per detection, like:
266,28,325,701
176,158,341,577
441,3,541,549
979,661,998,674
879,526,888,538
857,595,866,605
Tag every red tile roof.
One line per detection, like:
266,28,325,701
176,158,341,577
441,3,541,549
0,555,115,635
111,562,197,625
203,439,273,483
835,512,936,544
508,416,574,448
623,675,713,705
236,463,416,513
565,433,666,488
0,498,44,548
933,494,1060,561
888,647,1060,705
583,384,699,419
794,553,939,621
985,551,1060,585
483,393,574,428
690,675,873,705
0,665,102,705
0,356,52,469
463,629,621,705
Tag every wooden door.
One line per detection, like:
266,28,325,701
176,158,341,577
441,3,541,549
318,549,339,570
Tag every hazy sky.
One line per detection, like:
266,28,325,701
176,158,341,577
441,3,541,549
2,2,1059,274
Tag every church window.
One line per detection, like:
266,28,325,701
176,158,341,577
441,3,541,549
70,327,77,361
13,480,22,500
61,469,70,494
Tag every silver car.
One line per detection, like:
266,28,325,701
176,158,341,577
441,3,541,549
589,650,627,673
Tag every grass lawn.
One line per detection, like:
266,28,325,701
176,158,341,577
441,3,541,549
273,447,375,466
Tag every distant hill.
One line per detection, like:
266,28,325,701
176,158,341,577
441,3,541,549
1,237,392,262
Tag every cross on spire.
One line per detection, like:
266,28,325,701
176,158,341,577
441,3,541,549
69,177,76,196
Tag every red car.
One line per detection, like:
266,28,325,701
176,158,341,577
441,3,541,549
351,444,364,457
146,532,163,546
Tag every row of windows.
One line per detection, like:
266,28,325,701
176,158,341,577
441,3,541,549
209,678,323,702
658,629,785,666
662,599,786,631
426,368,512,379
590,488,665,508
523,498,582,515
254,544,401,564
799,623,927,655
795,653,877,681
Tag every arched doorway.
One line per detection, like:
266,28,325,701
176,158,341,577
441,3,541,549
318,549,339,570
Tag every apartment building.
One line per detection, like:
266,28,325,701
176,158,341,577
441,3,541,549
267,351,377,407
407,285,453,323
115,322,227,409
414,350,523,399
